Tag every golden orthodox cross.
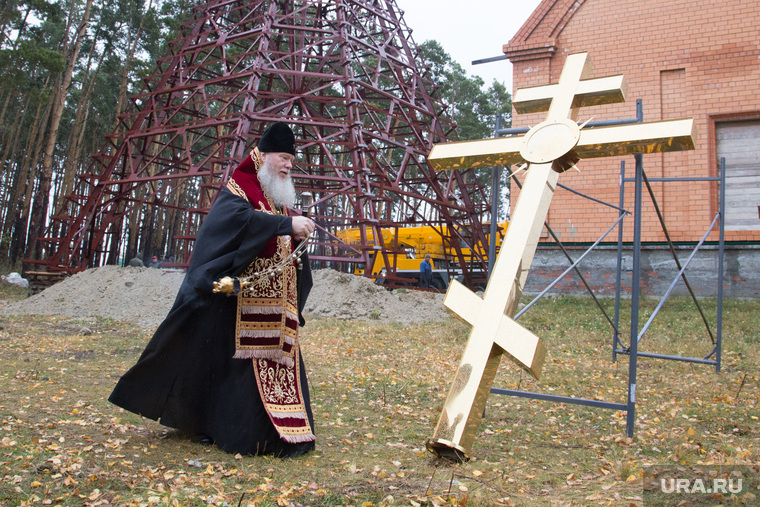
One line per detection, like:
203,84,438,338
426,52,695,461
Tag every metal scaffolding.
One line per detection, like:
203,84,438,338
490,123,725,439
34,0,492,288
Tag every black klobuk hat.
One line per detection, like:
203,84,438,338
257,121,296,156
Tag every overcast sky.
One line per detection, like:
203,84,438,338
396,0,544,92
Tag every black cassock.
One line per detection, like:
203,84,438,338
109,188,315,457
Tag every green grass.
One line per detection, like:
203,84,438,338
0,275,30,302
0,293,757,506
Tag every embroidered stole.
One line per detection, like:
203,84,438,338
226,150,315,444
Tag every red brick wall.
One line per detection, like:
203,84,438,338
504,0,760,244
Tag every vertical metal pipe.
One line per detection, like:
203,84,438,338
716,158,726,373
613,161,626,362
625,100,643,437
626,154,643,438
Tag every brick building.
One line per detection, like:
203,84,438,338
497,0,760,297
503,0,760,245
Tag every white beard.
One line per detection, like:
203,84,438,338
258,159,296,209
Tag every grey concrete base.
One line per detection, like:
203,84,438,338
523,244,759,299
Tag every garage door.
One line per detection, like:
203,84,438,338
716,120,760,231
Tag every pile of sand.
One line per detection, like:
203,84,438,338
305,268,448,324
0,266,450,329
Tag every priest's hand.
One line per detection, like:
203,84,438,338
292,216,315,241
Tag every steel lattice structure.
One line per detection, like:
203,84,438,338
37,0,492,287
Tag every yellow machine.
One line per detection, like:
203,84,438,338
335,221,508,289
